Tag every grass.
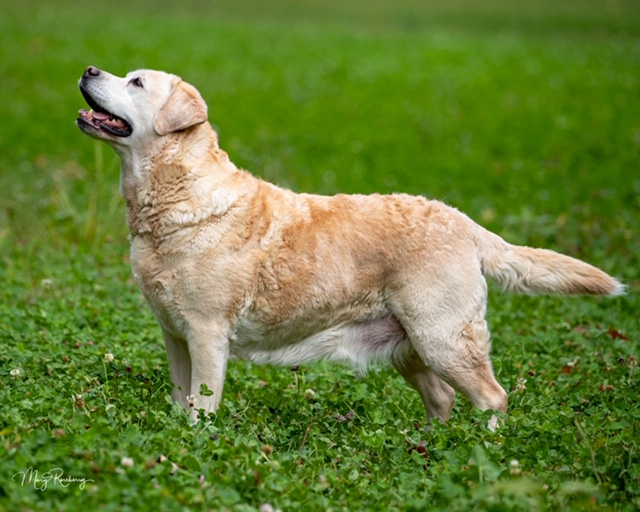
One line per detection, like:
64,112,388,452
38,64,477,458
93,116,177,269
1,0,639,510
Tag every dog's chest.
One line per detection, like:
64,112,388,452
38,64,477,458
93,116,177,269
129,232,256,338
129,238,190,336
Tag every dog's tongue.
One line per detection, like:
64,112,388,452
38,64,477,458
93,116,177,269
93,110,128,130
92,111,111,121
78,108,129,131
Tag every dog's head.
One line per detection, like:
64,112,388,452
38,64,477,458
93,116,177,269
77,66,208,149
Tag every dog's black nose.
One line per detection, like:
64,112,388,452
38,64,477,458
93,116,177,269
83,66,100,78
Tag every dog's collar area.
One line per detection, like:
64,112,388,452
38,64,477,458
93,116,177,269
78,85,132,137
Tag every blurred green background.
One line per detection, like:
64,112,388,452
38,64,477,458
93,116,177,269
1,1,639,510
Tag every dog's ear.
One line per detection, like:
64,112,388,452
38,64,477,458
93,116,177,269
153,79,208,135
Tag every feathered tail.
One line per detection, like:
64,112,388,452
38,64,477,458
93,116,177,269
475,226,625,296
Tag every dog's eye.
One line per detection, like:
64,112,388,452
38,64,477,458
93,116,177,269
129,77,144,88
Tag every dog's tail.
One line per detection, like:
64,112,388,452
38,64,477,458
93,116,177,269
474,226,625,296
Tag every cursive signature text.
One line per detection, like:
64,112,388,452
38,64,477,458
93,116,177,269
12,466,94,491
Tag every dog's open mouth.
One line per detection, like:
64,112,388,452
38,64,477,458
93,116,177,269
77,86,132,137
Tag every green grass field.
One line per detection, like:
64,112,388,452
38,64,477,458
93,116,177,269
1,1,639,510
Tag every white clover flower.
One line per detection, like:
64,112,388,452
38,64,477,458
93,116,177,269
515,378,527,392
304,389,316,399
104,352,115,363
120,457,134,468
10,369,21,378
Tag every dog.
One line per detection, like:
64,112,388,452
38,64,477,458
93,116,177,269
77,66,624,428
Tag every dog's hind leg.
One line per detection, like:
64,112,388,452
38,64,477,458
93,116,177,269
390,265,507,429
393,351,456,430
410,315,508,431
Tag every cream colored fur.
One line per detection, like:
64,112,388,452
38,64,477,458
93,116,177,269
77,67,624,427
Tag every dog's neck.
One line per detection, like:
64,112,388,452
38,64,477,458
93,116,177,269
115,123,249,239
115,124,225,197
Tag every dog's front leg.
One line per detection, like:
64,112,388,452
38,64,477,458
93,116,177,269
162,329,192,409
187,326,230,421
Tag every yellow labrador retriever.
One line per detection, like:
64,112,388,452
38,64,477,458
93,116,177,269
77,66,624,428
